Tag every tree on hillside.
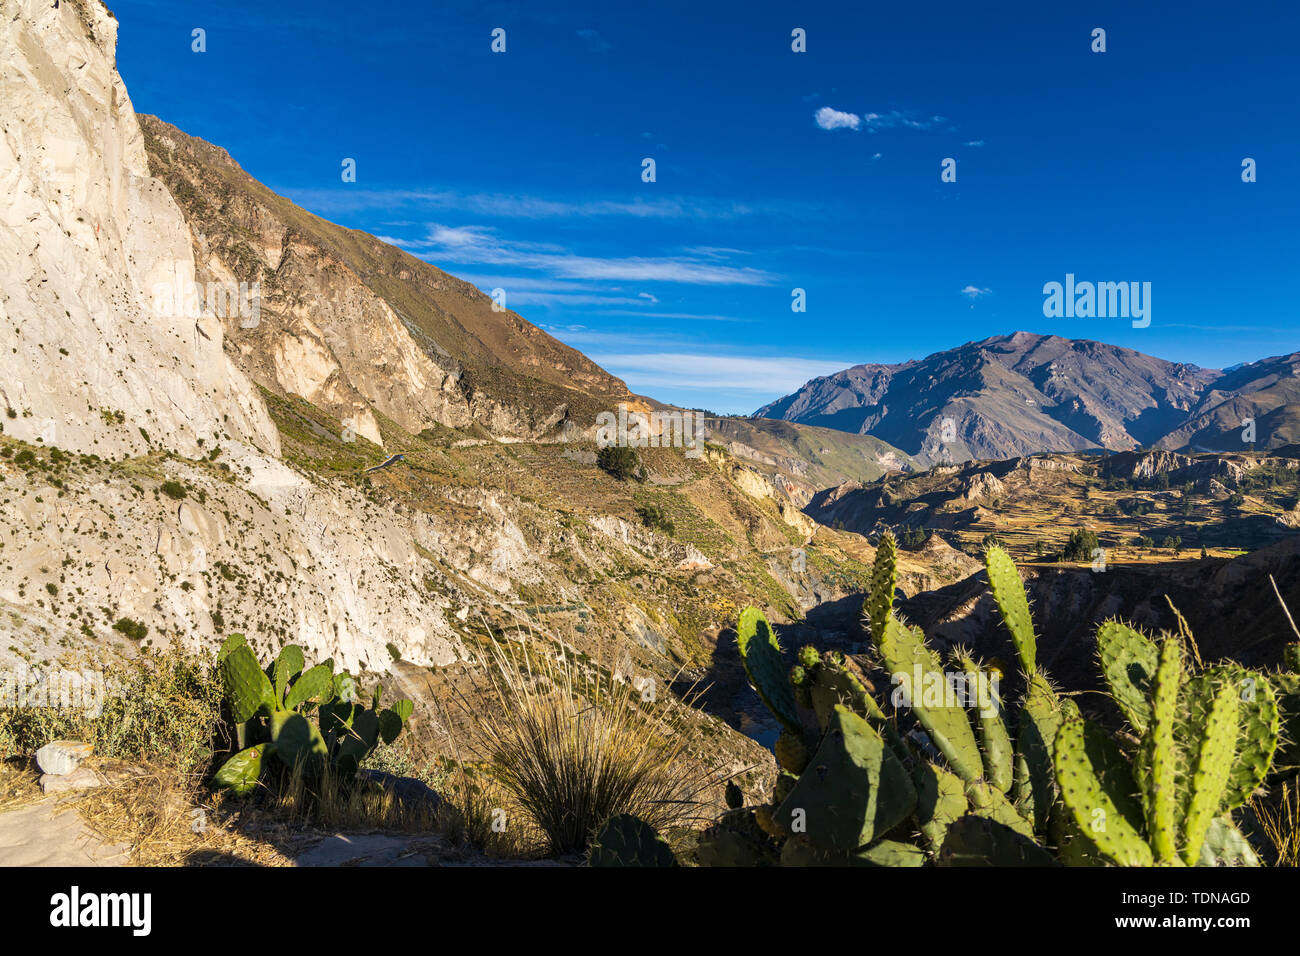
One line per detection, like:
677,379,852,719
597,445,644,482
1063,528,1100,562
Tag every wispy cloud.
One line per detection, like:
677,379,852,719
280,187,811,222
585,352,848,393
814,106,861,130
961,285,993,299
862,110,946,130
385,224,778,286
965,140,985,147
576,28,611,53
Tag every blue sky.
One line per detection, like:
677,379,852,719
113,0,1299,414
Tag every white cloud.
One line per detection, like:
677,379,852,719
961,285,992,299
965,140,985,147
283,188,811,221
814,107,861,131
586,352,848,393
387,224,778,286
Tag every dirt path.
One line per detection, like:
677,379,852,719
0,797,129,866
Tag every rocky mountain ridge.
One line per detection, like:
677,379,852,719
757,331,1300,463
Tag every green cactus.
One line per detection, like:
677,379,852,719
719,548,1280,868
588,813,678,867
1096,620,1159,733
1180,682,1239,865
937,815,1059,867
212,636,413,793
1143,635,1183,861
1055,629,1276,867
737,606,799,732
218,634,274,722
878,616,984,784
1054,714,1153,866
866,531,898,647
913,762,968,853
984,546,1037,674
1182,664,1278,810
271,644,305,704
953,648,1013,793
1012,672,1064,833
212,743,273,795
773,705,917,851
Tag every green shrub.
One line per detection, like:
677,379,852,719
597,445,643,481
634,503,674,535
0,648,225,772
112,617,148,641
160,480,187,500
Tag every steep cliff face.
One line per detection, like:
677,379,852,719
0,0,279,460
136,115,633,447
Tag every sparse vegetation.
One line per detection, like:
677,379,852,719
597,445,643,482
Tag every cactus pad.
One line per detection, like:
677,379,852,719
1054,715,1152,866
866,532,898,647
1184,665,1278,812
220,642,274,723
1096,620,1158,733
589,814,678,866
212,743,273,795
878,616,984,783
1180,682,1239,865
737,607,800,731
985,545,1036,675
774,705,916,851
937,815,1058,867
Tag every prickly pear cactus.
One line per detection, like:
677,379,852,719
1054,628,1274,867
737,606,799,731
984,546,1037,675
866,531,899,647
1013,672,1064,834
1054,714,1153,866
878,616,984,784
1096,620,1158,733
589,814,678,867
1182,664,1278,811
773,705,916,850
218,635,274,723
213,636,414,792
937,814,1058,867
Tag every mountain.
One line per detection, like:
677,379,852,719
137,115,633,447
0,0,892,784
755,332,1300,463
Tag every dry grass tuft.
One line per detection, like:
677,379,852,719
270,758,437,833
0,757,42,812
1252,781,1300,867
449,633,723,857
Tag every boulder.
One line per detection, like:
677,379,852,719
35,740,93,776
40,767,104,795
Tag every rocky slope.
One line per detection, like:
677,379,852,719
136,114,634,448
757,331,1299,462
0,0,850,783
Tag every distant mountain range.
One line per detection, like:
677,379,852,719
755,332,1300,464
